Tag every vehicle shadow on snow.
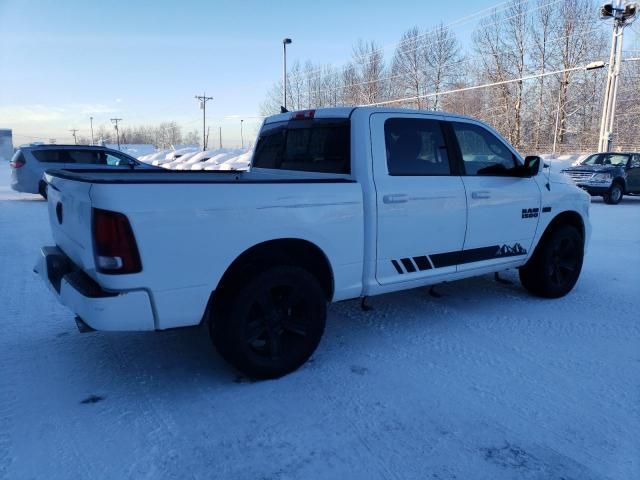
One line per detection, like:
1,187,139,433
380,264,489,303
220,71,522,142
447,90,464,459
55,271,536,390
590,195,640,205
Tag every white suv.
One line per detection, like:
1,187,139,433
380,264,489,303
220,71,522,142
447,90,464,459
10,144,156,198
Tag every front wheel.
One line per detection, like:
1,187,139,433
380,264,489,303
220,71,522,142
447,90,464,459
519,225,584,298
211,266,327,379
603,182,623,205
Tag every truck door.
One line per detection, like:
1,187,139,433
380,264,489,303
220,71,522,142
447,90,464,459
370,113,467,285
447,120,541,272
626,154,640,193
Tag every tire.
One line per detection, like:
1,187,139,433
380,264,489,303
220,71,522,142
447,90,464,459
210,266,327,379
38,181,48,200
603,182,623,205
519,225,584,299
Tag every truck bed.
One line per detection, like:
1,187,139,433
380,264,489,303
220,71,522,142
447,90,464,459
44,168,356,184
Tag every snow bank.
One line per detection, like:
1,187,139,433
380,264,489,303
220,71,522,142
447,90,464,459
139,147,252,171
539,153,589,173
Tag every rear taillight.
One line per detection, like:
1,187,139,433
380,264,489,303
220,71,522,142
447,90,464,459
10,158,25,168
92,208,142,274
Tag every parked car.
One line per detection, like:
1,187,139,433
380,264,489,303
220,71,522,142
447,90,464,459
561,152,640,204
10,144,158,198
35,107,591,379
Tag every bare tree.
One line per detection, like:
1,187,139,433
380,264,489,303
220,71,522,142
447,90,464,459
351,40,386,105
425,23,463,111
531,0,559,149
391,27,426,109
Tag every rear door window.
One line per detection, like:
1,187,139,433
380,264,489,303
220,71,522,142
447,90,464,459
66,150,105,165
32,150,67,163
384,118,451,175
253,118,350,174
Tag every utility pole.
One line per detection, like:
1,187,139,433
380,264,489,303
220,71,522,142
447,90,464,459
240,119,244,148
219,127,222,149
195,93,213,151
206,126,210,151
69,129,78,145
110,118,122,150
598,1,638,151
282,38,292,110
90,117,94,145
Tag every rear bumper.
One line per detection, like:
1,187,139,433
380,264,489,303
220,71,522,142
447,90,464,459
35,246,155,331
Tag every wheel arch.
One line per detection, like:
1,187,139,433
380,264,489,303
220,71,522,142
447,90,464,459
613,176,626,192
212,238,335,308
538,210,585,245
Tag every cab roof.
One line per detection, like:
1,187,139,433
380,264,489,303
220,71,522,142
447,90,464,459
263,106,479,125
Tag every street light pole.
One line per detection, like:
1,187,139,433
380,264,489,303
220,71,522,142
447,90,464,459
240,119,244,148
282,38,292,110
90,117,94,145
598,1,638,152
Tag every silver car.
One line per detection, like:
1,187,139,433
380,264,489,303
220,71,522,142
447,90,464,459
10,144,156,198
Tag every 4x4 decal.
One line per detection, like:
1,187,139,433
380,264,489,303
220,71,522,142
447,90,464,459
391,243,528,274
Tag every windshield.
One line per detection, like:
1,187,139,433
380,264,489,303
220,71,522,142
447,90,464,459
581,153,629,166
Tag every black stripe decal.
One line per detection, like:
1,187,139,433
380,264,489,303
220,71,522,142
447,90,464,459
391,243,527,275
430,251,462,268
461,246,503,264
412,256,431,271
400,258,417,273
391,260,404,274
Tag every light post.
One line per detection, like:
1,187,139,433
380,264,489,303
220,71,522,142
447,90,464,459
282,38,292,110
598,1,638,152
90,116,94,145
240,119,244,148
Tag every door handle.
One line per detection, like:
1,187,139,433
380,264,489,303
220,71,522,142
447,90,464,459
383,194,408,204
471,191,491,199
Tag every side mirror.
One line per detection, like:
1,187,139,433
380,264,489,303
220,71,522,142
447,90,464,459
522,156,542,177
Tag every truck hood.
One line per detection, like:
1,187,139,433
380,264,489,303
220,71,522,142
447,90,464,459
548,170,575,185
561,164,618,174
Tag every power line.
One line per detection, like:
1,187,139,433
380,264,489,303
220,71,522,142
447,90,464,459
284,26,606,104
285,0,565,84
362,61,604,107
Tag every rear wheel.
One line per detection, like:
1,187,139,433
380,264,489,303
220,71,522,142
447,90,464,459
519,225,583,298
603,182,623,205
211,266,326,379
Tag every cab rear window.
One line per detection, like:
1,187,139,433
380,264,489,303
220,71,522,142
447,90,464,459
252,119,350,174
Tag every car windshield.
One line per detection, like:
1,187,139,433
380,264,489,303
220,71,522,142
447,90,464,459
581,153,628,166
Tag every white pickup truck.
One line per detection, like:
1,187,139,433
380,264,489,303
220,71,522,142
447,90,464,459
36,107,591,378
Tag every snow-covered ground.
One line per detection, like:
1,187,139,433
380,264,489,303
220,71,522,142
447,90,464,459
1,162,638,479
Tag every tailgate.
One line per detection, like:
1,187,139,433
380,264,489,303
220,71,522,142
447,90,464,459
45,173,96,275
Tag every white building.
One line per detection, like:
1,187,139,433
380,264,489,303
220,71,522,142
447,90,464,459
0,129,13,162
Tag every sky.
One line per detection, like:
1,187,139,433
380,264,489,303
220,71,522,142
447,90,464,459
0,0,637,147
